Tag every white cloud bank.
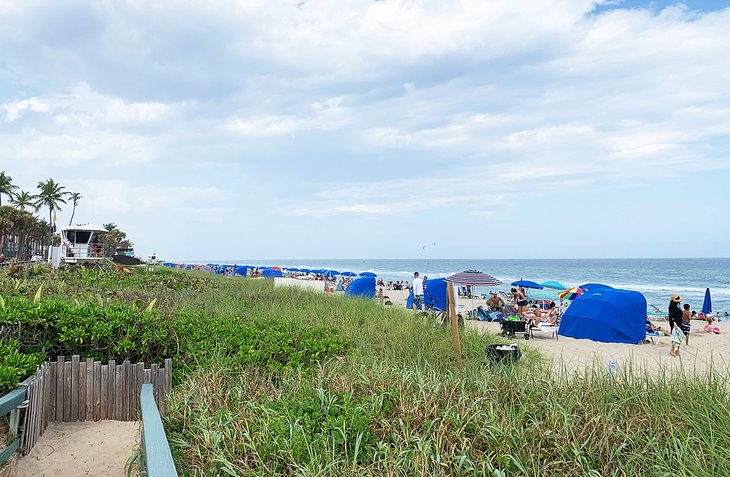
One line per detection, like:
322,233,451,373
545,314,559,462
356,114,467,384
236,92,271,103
0,0,728,258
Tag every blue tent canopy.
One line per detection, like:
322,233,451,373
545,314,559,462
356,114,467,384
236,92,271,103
234,266,250,276
406,278,448,311
345,276,376,299
579,283,613,291
262,269,283,279
558,289,647,344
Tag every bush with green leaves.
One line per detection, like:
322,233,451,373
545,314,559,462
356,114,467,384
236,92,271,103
0,338,44,394
175,311,347,371
0,294,175,364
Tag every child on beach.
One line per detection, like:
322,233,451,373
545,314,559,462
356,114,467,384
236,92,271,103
670,325,685,357
681,304,691,345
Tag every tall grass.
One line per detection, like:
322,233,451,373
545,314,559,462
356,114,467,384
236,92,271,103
172,278,523,370
165,359,730,476
158,277,730,476
6,268,729,475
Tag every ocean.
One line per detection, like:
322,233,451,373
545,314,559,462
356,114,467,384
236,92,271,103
198,258,730,315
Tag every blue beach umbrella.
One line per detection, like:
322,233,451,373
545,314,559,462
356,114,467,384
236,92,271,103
511,280,543,289
359,272,377,277
540,280,567,290
299,268,312,273
340,271,357,277
702,288,712,315
580,283,613,292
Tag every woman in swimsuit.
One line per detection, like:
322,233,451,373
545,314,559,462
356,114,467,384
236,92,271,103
512,287,528,318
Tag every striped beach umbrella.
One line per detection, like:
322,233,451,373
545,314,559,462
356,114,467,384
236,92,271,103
444,270,502,286
558,287,584,301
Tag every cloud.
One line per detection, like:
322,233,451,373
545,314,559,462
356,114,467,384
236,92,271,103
1,1,730,258
2,97,50,122
225,115,307,137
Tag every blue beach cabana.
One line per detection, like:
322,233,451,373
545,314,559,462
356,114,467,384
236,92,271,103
345,276,376,299
558,289,647,344
262,269,283,279
406,278,448,311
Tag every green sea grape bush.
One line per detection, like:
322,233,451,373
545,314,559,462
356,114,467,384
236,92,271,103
174,312,347,371
0,338,44,394
0,295,176,364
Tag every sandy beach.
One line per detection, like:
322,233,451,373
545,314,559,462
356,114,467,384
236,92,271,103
383,289,730,375
15,421,139,477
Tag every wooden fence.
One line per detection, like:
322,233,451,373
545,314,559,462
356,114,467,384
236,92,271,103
19,356,172,456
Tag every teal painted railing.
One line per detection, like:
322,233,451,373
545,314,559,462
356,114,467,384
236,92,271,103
140,383,178,477
0,387,26,467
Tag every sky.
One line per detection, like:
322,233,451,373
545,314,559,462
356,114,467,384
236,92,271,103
1,0,729,261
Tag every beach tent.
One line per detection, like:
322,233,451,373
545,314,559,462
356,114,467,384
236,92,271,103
262,269,283,279
234,266,250,276
345,276,376,299
406,278,448,311
558,289,647,344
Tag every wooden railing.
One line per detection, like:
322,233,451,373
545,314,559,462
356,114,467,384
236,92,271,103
140,383,178,477
0,388,26,468
0,355,175,469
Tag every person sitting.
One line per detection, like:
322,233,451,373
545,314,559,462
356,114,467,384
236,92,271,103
487,292,504,313
541,302,559,326
523,307,543,326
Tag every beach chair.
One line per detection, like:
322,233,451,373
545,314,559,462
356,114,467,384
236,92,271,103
474,306,503,322
648,304,668,321
529,322,559,340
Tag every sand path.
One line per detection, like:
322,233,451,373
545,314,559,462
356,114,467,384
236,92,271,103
15,421,139,477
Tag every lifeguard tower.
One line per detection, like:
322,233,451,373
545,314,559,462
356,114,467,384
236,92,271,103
48,224,108,268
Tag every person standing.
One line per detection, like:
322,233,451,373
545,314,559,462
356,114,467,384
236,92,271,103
668,294,683,332
412,272,424,313
513,287,528,318
681,303,692,345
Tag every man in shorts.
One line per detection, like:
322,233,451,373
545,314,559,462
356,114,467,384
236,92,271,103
412,272,424,313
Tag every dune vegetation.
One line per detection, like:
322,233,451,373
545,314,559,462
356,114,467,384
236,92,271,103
1,265,729,476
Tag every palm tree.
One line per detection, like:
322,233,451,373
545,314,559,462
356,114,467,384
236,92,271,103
68,192,82,225
0,172,19,206
35,178,68,237
10,191,38,212
0,205,18,254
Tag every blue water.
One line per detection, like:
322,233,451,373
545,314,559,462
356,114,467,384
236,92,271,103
196,258,730,315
